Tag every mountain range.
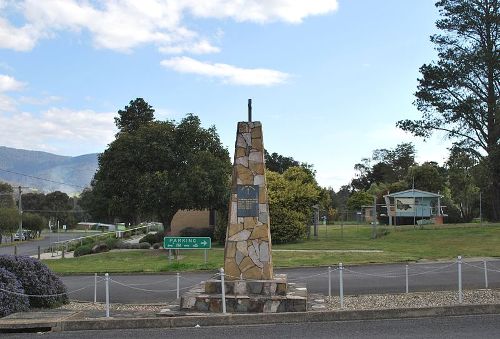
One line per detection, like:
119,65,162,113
0,146,99,195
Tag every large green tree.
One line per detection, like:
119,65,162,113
397,0,500,219
352,143,416,190
0,182,14,209
446,147,481,221
0,208,20,243
88,108,231,231
267,166,323,243
114,98,155,134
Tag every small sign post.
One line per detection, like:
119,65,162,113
163,237,212,249
164,237,211,265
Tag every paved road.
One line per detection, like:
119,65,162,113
0,232,95,257
3,314,500,338
62,260,500,304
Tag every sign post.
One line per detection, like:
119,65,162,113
163,237,212,249
164,237,211,265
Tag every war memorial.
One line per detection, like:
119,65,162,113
180,101,307,313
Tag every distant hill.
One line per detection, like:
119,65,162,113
0,146,99,195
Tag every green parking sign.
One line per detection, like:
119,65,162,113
163,236,211,249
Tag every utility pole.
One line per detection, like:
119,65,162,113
17,186,29,240
479,191,482,226
371,196,377,239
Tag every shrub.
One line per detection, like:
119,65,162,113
139,232,164,245
269,208,307,244
115,241,131,249
138,242,151,249
0,268,29,317
74,245,93,257
92,243,109,254
105,237,119,249
152,242,162,249
0,255,68,308
179,227,214,239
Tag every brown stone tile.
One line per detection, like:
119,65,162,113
252,136,263,151
227,223,243,237
249,161,264,174
245,266,264,279
225,241,236,258
239,256,256,272
249,224,269,240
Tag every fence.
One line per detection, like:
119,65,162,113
1,256,499,317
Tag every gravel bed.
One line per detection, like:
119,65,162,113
326,289,500,310
59,301,166,313
57,289,500,316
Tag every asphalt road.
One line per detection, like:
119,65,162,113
3,314,500,338
0,232,94,257
61,260,500,304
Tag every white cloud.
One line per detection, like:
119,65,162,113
161,56,290,86
0,0,339,53
19,95,62,105
0,17,39,51
0,74,25,92
0,108,116,154
184,0,339,23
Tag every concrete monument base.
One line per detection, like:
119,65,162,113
180,274,307,313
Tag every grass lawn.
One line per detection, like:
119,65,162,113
43,223,500,274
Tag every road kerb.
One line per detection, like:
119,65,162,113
53,303,500,332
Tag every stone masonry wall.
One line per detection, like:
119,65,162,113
223,121,273,280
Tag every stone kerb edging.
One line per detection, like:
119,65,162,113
54,303,500,332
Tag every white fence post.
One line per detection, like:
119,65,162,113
220,268,226,314
94,273,97,304
176,272,180,299
405,264,409,293
484,260,489,289
458,256,463,304
328,266,332,297
339,263,344,309
105,273,110,317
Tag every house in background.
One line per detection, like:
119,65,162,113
383,189,444,226
169,209,216,236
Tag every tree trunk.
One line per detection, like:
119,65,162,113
159,210,177,234
486,148,500,221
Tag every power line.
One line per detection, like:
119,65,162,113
0,168,86,189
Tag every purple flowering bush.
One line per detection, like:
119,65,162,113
0,255,68,308
0,267,29,317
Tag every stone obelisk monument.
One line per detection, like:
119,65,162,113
179,101,306,313
224,99,273,280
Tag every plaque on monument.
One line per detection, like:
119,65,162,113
237,184,259,217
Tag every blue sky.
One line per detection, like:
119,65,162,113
0,0,450,190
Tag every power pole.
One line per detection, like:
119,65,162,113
371,196,377,239
17,186,29,240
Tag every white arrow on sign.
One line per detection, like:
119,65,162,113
201,240,207,246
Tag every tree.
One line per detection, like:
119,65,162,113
114,98,155,134
351,143,416,190
0,208,20,243
267,167,322,243
446,147,481,221
22,213,45,237
346,191,373,211
88,110,231,231
406,162,447,193
397,0,500,220
264,150,299,173
45,191,74,227
0,182,14,209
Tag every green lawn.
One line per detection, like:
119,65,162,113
43,223,500,274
